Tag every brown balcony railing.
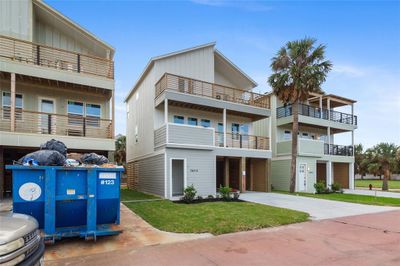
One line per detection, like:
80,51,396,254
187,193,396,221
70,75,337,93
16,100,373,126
0,108,113,139
0,35,114,79
324,144,353,156
155,73,270,109
215,132,269,150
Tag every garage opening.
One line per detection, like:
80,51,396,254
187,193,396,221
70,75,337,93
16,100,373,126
317,162,327,185
333,162,349,189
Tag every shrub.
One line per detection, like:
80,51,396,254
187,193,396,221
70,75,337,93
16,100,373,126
196,195,203,202
182,185,197,203
219,185,232,201
331,182,342,192
207,195,214,200
314,181,328,194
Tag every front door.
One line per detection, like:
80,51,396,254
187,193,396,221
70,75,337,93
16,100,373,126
40,99,55,134
171,159,185,197
298,163,307,191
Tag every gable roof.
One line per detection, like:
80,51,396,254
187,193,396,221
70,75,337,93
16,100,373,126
34,0,114,56
124,42,257,102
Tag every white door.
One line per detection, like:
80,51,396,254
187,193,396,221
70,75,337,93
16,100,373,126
40,99,55,134
298,163,307,191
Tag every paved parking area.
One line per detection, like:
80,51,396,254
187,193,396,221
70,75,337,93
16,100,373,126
47,210,400,266
240,192,398,220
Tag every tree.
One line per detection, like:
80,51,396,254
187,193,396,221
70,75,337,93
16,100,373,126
354,144,367,179
115,135,126,166
268,38,332,193
364,143,397,191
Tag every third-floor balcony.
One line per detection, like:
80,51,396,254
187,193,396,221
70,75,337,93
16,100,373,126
277,103,357,126
155,73,270,109
0,35,114,79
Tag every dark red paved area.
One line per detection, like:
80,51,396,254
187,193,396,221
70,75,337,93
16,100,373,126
49,210,400,266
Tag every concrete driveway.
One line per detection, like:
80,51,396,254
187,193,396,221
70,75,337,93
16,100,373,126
46,210,400,266
240,192,398,220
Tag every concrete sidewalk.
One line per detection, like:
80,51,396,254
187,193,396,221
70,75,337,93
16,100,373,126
344,189,400,198
240,192,398,220
47,210,400,266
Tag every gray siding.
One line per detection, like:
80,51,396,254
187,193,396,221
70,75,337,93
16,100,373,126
0,0,32,41
168,124,214,146
166,148,216,197
271,159,291,191
154,125,166,148
136,154,165,197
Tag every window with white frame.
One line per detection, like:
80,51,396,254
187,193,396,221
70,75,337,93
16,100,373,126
2,92,23,120
201,119,211,127
173,115,184,124
67,101,84,126
86,103,101,127
283,130,291,140
187,117,198,126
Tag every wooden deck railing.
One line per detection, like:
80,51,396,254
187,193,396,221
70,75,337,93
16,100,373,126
215,132,270,150
0,108,113,139
155,73,270,109
0,35,114,79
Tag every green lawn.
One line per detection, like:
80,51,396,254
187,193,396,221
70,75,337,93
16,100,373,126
275,191,400,207
120,188,160,201
122,190,309,235
355,179,400,190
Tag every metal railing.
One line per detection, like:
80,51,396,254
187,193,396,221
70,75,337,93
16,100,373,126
0,108,113,139
276,103,357,125
215,132,269,150
324,144,353,156
0,35,114,79
155,73,270,109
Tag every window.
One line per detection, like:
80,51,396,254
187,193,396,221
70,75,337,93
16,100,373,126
135,125,139,143
200,119,211,127
232,123,240,139
283,130,291,140
217,123,224,133
2,92,23,120
240,124,249,141
86,103,101,127
68,101,84,126
217,123,224,147
187,117,198,126
174,115,184,124
302,132,309,139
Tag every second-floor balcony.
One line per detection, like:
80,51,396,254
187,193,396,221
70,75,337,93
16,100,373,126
324,144,353,156
0,108,113,139
277,139,353,157
154,123,269,150
155,73,270,109
0,35,114,79
277,103,357,126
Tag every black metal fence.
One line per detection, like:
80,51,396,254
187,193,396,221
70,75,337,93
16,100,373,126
324,144,353,156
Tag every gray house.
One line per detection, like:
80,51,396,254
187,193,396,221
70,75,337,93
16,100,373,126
0,0,115,198
125,43,272,199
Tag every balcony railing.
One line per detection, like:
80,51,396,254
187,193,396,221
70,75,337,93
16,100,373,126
324,144,353,156
155,73,270,109
0,35,114,79
277,103,357,125
215,132,269,150
0,108,113,139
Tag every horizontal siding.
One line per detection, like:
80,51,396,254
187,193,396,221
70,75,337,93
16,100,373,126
128,154,165,197
154,125,166,148
166,148,216,197
271,159,291,191
168,124,214,146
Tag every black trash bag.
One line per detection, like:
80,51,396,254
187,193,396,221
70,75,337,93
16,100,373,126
40,139,67,156
18,150,66,166
80,153,109,165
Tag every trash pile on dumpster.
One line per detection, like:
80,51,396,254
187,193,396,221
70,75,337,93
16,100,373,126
17,139,121,168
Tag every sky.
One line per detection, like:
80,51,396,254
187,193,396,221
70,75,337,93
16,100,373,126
46,0,400,149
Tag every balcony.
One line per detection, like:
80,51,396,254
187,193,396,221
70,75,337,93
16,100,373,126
277,103,357,125
0,108,113,139
215,132,269,150
277,139,325,156
154,123,269,150
0,35,114,79
155,73,270,109
324,144,353,156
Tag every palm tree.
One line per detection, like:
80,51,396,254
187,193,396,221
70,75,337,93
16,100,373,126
115,135,126,166
268,38,332,193
365,143,397,191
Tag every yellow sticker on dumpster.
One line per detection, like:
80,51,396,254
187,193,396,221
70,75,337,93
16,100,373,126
67,189,75,195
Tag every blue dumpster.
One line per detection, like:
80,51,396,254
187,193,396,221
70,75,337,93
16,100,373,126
6,165,124,242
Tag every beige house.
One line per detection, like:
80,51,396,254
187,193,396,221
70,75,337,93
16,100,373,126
254,93,357,192
125,43,272,199
0,0,115,197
